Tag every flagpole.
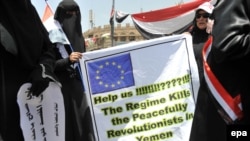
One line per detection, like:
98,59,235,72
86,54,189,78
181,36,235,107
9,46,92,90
111,0,115,47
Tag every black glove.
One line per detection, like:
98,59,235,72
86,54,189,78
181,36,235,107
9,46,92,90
29,65,50,97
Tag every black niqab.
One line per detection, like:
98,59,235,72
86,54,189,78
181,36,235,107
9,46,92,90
0,0,52,68
54,0,86,52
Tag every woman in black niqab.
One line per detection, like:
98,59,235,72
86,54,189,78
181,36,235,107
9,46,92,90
52,1,93,141
0,0,53,68
54,0,86,52
0,0,59,140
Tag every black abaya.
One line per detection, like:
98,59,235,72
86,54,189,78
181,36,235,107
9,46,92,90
0,1,58,140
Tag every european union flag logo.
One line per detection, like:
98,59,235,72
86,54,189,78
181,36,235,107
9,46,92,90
87,53,134,94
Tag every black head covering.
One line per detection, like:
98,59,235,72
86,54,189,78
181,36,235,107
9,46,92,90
54,0,86,52
188,9,211,81
189,9,210,44
0,0,52,68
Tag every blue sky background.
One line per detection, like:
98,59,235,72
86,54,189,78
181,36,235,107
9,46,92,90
31,0,192,32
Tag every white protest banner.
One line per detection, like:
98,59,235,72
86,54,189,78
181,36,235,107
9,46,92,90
80,34,199,141
17,82,65,141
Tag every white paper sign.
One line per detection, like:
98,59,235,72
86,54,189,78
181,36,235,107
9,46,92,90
17,82,65,141
80,34,199,141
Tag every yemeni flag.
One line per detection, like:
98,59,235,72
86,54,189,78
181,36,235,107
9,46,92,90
109,7,115,25
42,3,70,45
115,10,129,23
42,3,54,22
131,0,217,39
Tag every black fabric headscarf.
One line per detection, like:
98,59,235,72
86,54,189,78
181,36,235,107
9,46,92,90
189,10,210,44
0,0,52,68
188,9,210,81
54,0,86,52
